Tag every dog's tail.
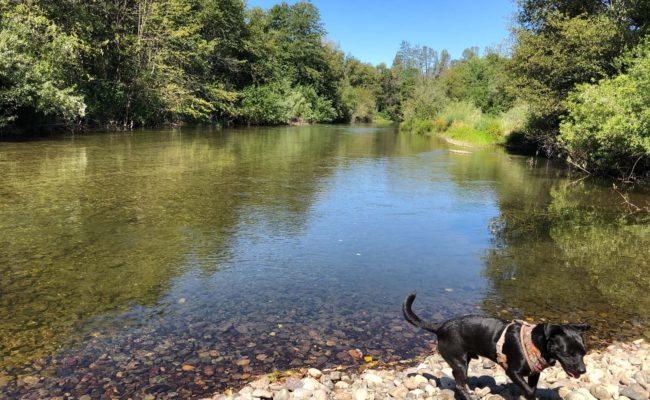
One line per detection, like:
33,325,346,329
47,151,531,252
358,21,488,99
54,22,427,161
402,292,441,334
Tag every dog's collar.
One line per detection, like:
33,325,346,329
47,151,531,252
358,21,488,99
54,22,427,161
496,320,549,373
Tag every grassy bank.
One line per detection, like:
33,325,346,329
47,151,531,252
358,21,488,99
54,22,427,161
400,101,528,147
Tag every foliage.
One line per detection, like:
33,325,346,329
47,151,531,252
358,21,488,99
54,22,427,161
559,39,650,174
440,52,515,114
0,2,85,129
401,79,449,122
510,13,623,122
0,0,373,132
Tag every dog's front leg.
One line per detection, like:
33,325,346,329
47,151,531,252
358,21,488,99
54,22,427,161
506,370,537,400
528,373,540,391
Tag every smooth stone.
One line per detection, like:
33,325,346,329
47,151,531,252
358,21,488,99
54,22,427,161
587,370,606,384
335,381,349,390
313,389,328,400
413,375,428,386
407,388,424,399
334,393,353,400
22,376,40,385
251,377,270,390
389,386,409,399
590,385,613,400
634,372,649,389
302,377,320,391
308,369,323,379
273,389,289,400
440,389,456,400
620,384,649,400
239,387,254,395
404,378,419,390
364,373,383,385
424,384,436,396
566,391,591,400
252,389,273,399
330,372,342,381
354,387,368,400
285,377,303,391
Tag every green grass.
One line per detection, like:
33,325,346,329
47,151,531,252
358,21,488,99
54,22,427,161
444,125,505,146
400,100,530,147
371,112,395,126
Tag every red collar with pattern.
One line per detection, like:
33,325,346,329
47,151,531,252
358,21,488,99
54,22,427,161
519,321,550,373
496,320,549,373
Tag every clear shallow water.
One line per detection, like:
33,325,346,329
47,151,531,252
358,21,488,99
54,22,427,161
0,125,648,398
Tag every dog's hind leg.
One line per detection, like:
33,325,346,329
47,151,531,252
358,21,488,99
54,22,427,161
447,357,473,400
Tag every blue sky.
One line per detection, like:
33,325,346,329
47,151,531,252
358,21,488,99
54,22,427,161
246,0,517,66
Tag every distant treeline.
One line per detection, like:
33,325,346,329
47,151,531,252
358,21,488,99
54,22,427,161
1,0,650,177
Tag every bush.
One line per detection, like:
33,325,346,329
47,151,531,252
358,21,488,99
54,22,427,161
400,118,435,135
559,39,650,173
500,103,530,135
239,84,290,125
433,117,448,132
0,4,86,129
439,101,482,127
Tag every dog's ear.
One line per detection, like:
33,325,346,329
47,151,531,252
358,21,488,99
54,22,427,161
543,323,564,338
569,323,591,332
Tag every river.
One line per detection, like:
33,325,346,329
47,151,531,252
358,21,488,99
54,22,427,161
1,124,648,398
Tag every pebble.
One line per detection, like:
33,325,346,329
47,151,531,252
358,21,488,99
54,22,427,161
22,376,39,385
353,387,367,400
200,340,650,400
252,389,273,399
273,389,289,400
308,368,322,379
335,381,350,390
285,377,303,391
620,384,649,400
403,377,418,390
301,377,320,391
364,373,383,386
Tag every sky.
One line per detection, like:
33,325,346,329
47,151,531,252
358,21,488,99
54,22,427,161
246,0,518,66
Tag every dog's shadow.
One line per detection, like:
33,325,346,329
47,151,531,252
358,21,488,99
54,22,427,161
411,372,562,400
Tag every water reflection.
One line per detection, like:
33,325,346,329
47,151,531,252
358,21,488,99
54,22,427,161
482,178,650,342
0,125,648,397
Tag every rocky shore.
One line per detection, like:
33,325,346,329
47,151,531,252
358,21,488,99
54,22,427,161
202,339,649,400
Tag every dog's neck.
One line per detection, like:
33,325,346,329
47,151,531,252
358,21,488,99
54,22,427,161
532,324,555,368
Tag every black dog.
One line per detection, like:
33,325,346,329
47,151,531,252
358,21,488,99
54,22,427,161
403,293,589,400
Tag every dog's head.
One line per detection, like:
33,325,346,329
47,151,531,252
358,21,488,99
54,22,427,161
542,323,590,378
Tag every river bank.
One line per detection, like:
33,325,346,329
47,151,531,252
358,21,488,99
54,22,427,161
202,340,650,400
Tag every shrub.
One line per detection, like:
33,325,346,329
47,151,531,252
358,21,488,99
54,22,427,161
500,103,530,135
439,101,482,127
559,39,650,173
239,84,290,125
433,117,448,132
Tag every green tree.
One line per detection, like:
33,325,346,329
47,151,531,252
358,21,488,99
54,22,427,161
510,12,624,149
559,39,650,175
0,1,85,130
